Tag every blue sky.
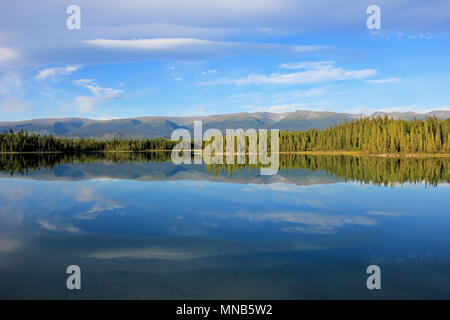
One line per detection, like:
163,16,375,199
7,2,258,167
0,0,449,120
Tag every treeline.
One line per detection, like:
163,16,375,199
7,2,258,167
277,154,449,187
1,152,448,186
204,154,449,186
0,129,178,153
1,117,450,154
280,116,450,154
0,152,172,175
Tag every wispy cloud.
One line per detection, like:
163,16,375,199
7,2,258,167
88,247,215,261
83,38,325,62
292,45,327,53
0,47,19,64
201,69,218,75
234,210,377,234
73,79,123,98
85,38,214,50
366,211,403,217
371,31,441,41
37,219,80,233
73,79,123,113
74,186,124,220
2,1,449,66
365,78,401,84
279,60,335,70
35,65,80,80
199,61,377,86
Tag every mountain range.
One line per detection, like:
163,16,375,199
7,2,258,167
1,110,449,139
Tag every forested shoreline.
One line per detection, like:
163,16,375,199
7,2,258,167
1,152,448,186
1,116,449,154
0,129,178,153
279,116,450,154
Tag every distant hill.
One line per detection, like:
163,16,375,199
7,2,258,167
0,110,449,139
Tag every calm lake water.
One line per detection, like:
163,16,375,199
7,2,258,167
0,153,449,299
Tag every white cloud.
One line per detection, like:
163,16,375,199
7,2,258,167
279,60,335,69
232,210,377,234
35,65,80,80
367,211,402,217
73,79,123,113
0,47,19,63
85,38,214,50
365,78,401,84
74,186,124,219
73,79,123,98
201,61,377,86
75,200,124,220
81,38,323,62
292,45,327,53
88,247,215,260
201,69,218,75
2,1,449,66
281,226,336,234
37,219,80,233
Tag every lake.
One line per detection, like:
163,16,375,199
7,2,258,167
0,153,449,299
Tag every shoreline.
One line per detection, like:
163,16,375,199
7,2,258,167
0,150,450,158
278,151,450,158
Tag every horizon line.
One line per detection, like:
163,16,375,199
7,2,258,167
1,109,450,123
